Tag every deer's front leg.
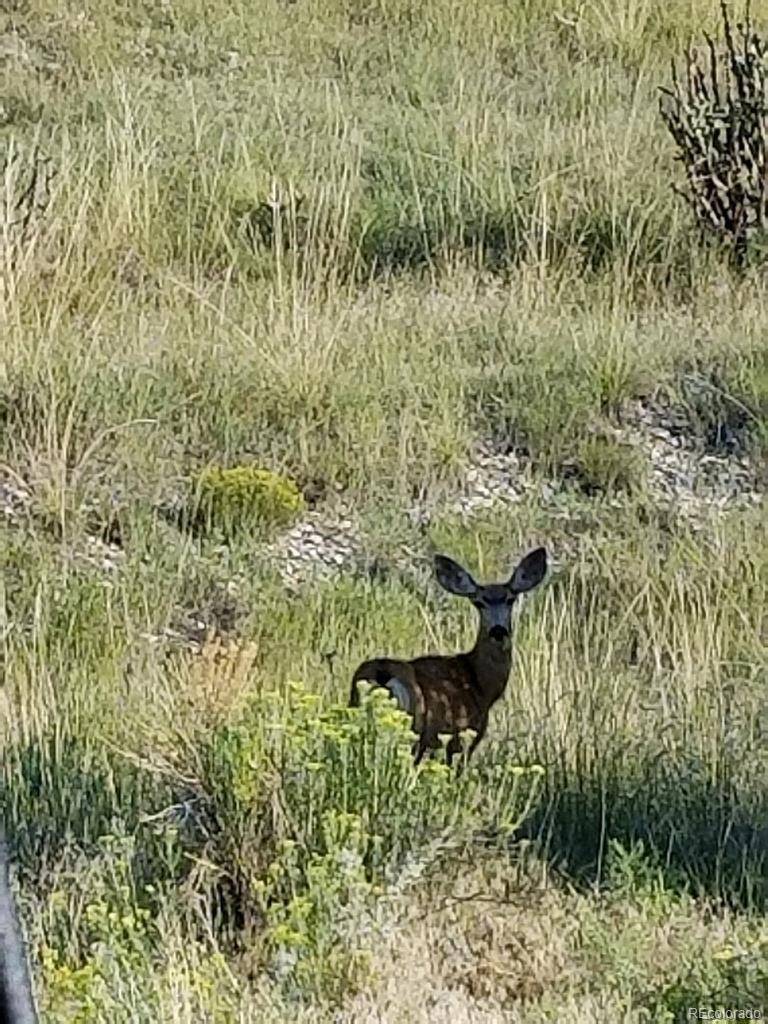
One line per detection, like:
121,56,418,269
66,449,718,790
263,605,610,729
445,733,465,767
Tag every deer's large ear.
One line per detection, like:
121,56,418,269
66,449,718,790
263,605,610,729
434,555,478,597
507,547,547,594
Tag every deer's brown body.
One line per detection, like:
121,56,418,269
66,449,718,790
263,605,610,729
350,548,547,766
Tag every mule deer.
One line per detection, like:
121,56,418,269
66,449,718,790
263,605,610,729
350,547,547,766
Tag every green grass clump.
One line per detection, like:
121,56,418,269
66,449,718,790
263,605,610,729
193,465,305,538
565,433,648,496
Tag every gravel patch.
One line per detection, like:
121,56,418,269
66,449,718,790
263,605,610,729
0,478,32,522
263,396,764,585
2,391,762,597
262,507,366,590
619,397,762,518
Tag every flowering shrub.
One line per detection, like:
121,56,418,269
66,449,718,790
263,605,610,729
40,834,156,1024
197,679,544,1000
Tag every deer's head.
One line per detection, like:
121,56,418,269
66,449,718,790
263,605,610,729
434,547,547,646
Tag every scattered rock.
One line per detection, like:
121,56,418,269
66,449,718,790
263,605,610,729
263,507,364,589
0,478,31,522
73,536,125,575
141,624,207,655
619,398,762,520
3,384,763,596
260,392,764,585
407,441,536,527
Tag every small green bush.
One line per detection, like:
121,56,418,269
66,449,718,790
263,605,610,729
193,465,305,538
650,936,768,1020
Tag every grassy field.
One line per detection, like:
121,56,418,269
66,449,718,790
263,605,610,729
1,1,768,1020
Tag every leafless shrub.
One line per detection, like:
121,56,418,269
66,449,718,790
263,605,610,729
659,1,768,263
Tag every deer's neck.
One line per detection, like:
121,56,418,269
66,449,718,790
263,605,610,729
466,631,513,706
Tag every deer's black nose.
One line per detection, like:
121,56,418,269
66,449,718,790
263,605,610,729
489,625,509,642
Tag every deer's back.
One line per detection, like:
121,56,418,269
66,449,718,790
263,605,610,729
352,653,484,734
